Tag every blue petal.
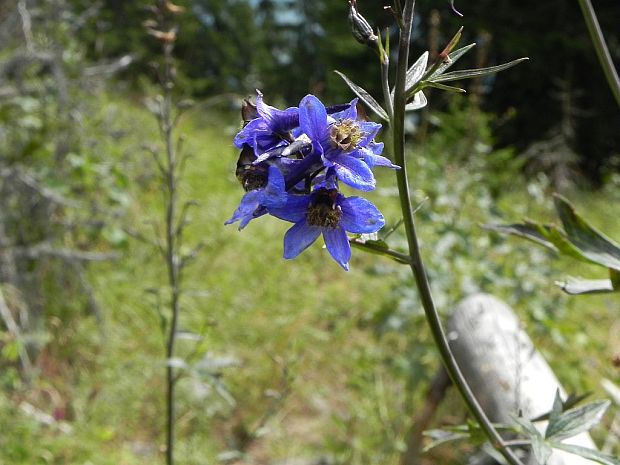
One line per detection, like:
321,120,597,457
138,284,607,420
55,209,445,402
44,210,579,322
332,154,376,191
234,119,287,155
225,190,263,230
340,196,385,233
283,220,321,259
233,118,266,149
329,98,358,121
323,227,351,271
357,121,382,146
261,166,287,208
256,91,299,133
299,95,328,143
359,145,400,169
269,194,311,223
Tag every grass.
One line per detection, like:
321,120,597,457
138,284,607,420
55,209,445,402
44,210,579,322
1,91,618,465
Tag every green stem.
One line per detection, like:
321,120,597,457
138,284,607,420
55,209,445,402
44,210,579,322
392,2,525,465
576,0,620,107
349,238,411,264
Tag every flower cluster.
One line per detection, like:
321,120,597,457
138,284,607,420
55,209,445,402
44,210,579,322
226,91,398,270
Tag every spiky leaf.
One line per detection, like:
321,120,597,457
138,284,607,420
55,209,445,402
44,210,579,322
545,400,610,441
554,194,620,271
405,51,429,92
334,70,389,121
431,58,529,83
550,443,620,465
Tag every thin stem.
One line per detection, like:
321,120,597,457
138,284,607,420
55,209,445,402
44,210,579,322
161,34,180,465
576,0,620,107
391,2,526,465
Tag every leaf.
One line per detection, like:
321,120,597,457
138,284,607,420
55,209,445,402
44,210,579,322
556,278,614,295
429,43,477,79
422,428,470,452
483,222,559,252
531,391,592,421
334,70,389,121
349,237,410,264
513,416,552,465
431,58,529,83
548,389,564,427
405,91,427,111
421,81,466,93
554,194,620,271
550,443,620,465
545,399,610,441
405,51,429,93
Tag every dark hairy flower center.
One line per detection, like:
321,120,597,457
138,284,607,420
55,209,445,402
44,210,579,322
330,119,363,152
306,188,342,228
240,167,268,192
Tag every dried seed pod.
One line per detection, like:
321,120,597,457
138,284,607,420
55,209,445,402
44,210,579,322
348,0,377,47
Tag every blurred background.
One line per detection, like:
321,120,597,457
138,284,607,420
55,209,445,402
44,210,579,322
0,0,618,464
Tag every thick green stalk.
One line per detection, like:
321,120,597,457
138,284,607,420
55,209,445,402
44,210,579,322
391,2,526,464
576,0,620,107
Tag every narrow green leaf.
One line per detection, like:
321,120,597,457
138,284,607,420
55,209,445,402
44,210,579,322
431,58,529,83
547,390,564,429
422,429,470,452
483,222,559,252
444,27,464,54
531,391,592,421
542,225,592,261
545,399,610,441
554,194,620,271
550,443,620,465
429,43,477,79
349,238,410,264
421,81,466,93
405,51,429,93
556,278,614,295
334,70,389,122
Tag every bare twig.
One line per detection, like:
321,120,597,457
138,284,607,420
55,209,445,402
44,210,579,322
16,0,33,52
0,166,79,208
11,242,118,262
82,54,134,77
0,287,33,377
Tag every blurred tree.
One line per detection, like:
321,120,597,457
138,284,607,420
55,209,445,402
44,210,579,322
68,0,619,181
414,0,620,183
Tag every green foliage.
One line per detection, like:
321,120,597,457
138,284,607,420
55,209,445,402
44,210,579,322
487,194,620,294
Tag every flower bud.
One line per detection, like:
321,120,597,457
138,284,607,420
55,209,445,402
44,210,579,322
348,0,377,47
241,99,258,126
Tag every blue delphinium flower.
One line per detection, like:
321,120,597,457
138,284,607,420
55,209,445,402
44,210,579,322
225,165,287,229
269,185,385,270
227,93,396,270
233,91,299,155
298,94,385,191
